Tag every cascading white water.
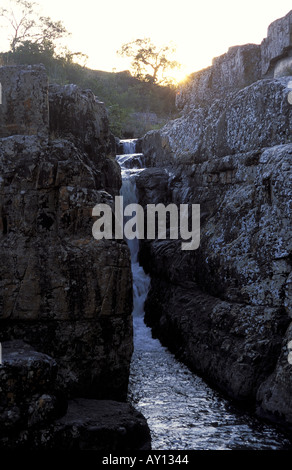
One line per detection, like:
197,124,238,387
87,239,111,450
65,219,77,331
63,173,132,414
116,140,291,451
120,139,137,155
116,149,150,326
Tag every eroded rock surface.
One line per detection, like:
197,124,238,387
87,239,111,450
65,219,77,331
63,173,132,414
0,65,49,138
0,341,151,450
0,65,150,448
0,135,133,398
138,11,292,431
176,10,292,111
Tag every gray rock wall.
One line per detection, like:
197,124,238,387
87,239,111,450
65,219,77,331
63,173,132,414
144,78,292,165
261,10,292,76
0,65,49,138
177,10,292,111
139,11,292,431
0,64,150,449
0,341,151,449
0,65,133,400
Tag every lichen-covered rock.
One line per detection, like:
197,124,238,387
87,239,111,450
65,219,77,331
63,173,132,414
139,12,292,430
256,323,292,430
138,144,292,404
176,44,261,110
261,10,292,76
0,65,49,138
143,78,292,166
177,10,292,111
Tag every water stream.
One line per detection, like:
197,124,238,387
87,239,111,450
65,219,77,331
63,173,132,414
116,139,292,451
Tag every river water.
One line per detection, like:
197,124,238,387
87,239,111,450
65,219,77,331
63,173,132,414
116,139,292,451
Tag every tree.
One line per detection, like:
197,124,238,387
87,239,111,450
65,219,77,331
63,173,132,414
117,38,180,85
0,0,68,53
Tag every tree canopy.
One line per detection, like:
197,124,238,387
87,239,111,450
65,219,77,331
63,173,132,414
0,0,68,53
117,38,180,85
0,3,178,138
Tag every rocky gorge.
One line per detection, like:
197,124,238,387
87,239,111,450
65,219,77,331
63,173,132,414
0,8,292,451
0,65,150,449
136,10,292,431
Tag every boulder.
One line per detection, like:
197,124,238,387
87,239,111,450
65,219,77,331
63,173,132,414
0,340,66,435
30,398,151,450
0,342,151,450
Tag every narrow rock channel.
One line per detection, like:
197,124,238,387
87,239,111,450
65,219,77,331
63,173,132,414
117,139,292,451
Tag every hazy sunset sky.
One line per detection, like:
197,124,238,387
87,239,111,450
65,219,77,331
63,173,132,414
0,0,291,80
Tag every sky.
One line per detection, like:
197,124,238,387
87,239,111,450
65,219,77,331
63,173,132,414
0,0,292,81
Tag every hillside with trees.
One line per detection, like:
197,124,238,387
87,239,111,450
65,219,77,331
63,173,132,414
0,0,178,138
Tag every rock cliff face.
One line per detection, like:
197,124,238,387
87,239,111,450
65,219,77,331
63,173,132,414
139,11,292,430
176,10,292,111
0,65,150,449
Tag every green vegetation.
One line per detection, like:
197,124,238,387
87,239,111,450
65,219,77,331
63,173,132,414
0,0,177,138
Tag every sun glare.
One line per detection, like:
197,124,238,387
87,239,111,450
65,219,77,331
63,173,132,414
0,0,291,79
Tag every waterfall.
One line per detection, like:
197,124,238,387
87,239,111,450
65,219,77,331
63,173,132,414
116,142,150,329
120,139,137,155
116,140,291,451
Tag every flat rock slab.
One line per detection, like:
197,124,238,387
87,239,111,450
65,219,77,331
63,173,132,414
33,398,151,450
